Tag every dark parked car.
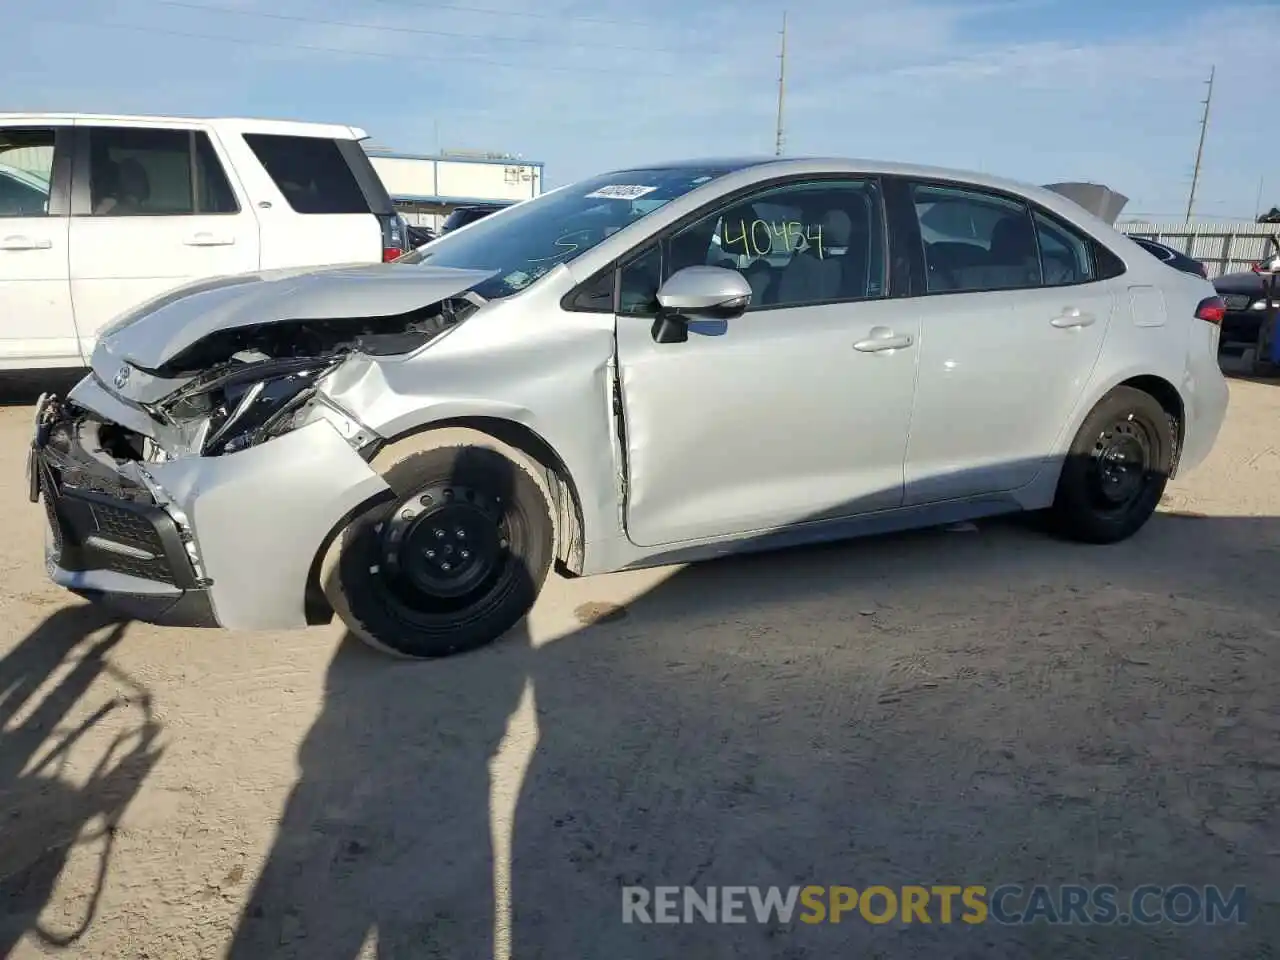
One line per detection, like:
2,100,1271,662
1214,269,1275,348
405,223,436,247
440,202,511,234
1130,236,1208,279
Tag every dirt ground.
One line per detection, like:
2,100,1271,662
0,368,1277,959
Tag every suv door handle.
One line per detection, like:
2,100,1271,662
1051,308,1095,328
184,232,235,247
1,235,52,251
854,328,914,352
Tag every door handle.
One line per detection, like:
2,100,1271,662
183,233,235,247
1,235,52,251
854,327,914,352
1051,307,1095,328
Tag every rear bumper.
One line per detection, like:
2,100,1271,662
1178,326,1231,476
35,385,392,631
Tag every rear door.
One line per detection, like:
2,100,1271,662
894,179,1114,505
0,122,76,367
68,122,261,356
240,133,393,267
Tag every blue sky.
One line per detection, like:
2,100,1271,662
5,0,1279,220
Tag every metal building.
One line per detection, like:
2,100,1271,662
365,148,544,231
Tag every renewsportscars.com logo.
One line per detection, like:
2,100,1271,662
622,884,1248,926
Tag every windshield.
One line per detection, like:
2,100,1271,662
399,165,741,299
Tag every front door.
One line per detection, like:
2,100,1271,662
899,181,1114,504
0,124,76,367
68,123,261,358
615,176,921,548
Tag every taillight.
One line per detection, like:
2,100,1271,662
1195,296,1226,325
378,213,409,262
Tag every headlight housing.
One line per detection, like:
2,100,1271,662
153,356,342,456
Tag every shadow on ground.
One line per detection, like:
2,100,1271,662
0,605,163,954
229,499,1280,958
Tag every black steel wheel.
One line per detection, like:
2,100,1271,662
1050,386,1173,544
325,444,554,659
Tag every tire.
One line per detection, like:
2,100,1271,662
323,444,554,659
1049,386,1173,544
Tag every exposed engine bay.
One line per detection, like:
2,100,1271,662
71,294,483,464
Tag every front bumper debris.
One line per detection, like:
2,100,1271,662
32,382,393,631
31,394,218,627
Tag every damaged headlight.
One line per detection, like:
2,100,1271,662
154,356,343,456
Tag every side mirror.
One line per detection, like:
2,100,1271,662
651,266,752,344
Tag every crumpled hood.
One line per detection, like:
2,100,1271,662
91,262,496,376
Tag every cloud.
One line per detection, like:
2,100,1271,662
4,0,1279,216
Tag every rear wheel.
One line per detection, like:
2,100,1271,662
324,444,554,659
1049,386,1173,544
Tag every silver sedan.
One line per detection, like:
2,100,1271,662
31,157,1230,658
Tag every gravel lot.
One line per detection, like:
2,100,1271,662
0,368,1277,959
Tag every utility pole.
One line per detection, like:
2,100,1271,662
1185,64,1214,222
774,11,787,156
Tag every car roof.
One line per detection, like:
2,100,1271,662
600,156,1094,212
0,112,368,140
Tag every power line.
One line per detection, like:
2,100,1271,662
39,17,680,76
151,0,687,54
360,0,657,27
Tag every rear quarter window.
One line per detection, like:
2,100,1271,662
242,133,371,215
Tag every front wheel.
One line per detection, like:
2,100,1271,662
1049,386,1173,544
323,444,555,659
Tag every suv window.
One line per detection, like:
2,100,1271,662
442,206,502,233
911,183,1041,293
1034,210,1094,285
0,129,55,217
621,178,887,313
86,128,239,216
243,134,370,214
194,134,239,214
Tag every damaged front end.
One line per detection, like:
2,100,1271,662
122,294,483,460
32,288,484,627
29,392,219,624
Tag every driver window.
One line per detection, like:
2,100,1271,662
665,178,886,310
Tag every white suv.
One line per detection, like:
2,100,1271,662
0,113,409,371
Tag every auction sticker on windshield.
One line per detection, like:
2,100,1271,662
585,185,657,200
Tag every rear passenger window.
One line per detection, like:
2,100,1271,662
86,128,239,216
1034,211,1094,285
911,183,1041,293
0,128,56,217
243,134,370,214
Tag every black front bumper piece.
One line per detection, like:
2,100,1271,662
33,401,220,628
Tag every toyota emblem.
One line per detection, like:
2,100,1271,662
113,364,131,389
